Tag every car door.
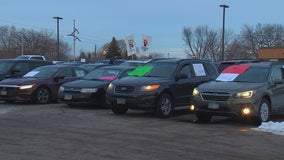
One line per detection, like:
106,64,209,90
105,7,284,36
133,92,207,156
172,63,196,106
269,66,284,112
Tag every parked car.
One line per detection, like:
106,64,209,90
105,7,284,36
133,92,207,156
15,55,46,60
191,61,284,125
0,65,88,104
0,59,53,81
119,59,151,67
94,59,126,65
58,66,135,107
79,63,112,72
106,58,219,117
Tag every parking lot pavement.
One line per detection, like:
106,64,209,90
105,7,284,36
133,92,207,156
0,102,283,160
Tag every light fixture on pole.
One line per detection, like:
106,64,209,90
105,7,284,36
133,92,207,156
219,4,229,61
53,16,63,60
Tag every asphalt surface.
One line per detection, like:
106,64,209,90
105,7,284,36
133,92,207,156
0,102,283,160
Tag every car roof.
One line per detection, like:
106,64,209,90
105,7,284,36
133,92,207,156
242,61,284,67
0,59,52,63
37,64,81,69
97,65,135,70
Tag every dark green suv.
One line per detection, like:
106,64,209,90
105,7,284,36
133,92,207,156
191,61,284,125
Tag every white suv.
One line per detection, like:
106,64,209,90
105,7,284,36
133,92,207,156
15,55,46,61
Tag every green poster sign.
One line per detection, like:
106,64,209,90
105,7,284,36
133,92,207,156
128,66,153,77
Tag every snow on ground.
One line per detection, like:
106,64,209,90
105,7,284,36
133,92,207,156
253,121,284,135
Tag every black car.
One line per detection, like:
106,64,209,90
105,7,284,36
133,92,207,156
0,65,88,104
0,59,53,81
191,61,284,125
106,58,219,117
58,66,134,107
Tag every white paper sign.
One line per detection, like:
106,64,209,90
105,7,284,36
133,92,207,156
193,63,206,76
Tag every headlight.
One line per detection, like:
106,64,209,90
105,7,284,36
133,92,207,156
19,84,35,90
140,84,159,91
80,88,98,93
59,86,65,92
108,83,114,89
192,88,200,96
235,90,255,98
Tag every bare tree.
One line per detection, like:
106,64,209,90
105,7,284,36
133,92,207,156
183,25,219,60
0,25,71,60
239,23,284,58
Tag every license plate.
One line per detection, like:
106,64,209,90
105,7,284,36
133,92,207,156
64,94,72,100
117,98,126,104
0,90,7,96
208,103,219,109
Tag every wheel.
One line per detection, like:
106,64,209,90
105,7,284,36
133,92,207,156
156,93,173,118
111,105,128,114
35,87,50,104
256,98,270,125
195,112,212,123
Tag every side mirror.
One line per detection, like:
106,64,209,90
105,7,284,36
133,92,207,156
54,76,65,82
175,73,187,81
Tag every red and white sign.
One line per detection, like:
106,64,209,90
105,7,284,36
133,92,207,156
216,64,250,81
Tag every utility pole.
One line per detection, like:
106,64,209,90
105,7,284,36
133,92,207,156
68,19,80,61
220,4,229,61
53,16,63,60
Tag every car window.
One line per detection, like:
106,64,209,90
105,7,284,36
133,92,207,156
180,64,191,78
234,68,269,83
14,62,30,72
203,62,217,75
270,67,283,82
30,57,44,60
0,61,14,72
192,63,206,77
74,68,87,77
84,68,119,81
24,67,58,78
144,62,176,77
119,70,133,79
57,68,73,77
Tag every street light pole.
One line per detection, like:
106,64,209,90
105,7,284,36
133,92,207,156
53,16,63,60
220,4,229,61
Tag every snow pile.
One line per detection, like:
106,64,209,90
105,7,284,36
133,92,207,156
253,121,284,135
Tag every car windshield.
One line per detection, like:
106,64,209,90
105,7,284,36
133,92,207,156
83,68,120,81
217,67,269,83
0,62,14,73
143,62,176,77
23,67,59,78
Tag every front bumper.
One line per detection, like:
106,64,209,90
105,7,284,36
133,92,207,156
58,92,104,106
106,91,159,110
192,95,261,118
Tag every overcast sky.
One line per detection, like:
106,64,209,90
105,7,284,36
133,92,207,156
1,0,284,58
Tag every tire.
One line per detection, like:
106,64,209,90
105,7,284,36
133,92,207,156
111,105,128,114
35,87,51,104
256,98,270,125
156,93,173,118
195,112,212,123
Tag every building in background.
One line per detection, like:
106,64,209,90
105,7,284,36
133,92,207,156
258,47,284,61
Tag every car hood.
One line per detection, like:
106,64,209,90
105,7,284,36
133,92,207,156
62,79,110,88
112,77,169,87
197,80,264,92
0,77,41,86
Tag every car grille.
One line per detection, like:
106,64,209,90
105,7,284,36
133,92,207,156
63,87,81,93
201,92,231,101
115,86,134,94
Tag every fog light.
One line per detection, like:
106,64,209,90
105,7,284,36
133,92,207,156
189,105,195,111
242,107,251,115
